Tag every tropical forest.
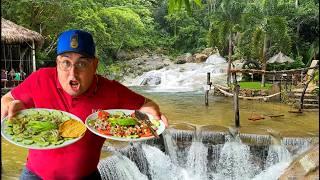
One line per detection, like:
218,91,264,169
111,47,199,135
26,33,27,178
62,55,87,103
1,0,319,179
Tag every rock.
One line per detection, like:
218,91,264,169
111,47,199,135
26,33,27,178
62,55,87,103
278,144,319,180
185,53,194,63
140,75,161,85
175,53,193,64
194,53,208,63
201,47,219,56
175,59,186,64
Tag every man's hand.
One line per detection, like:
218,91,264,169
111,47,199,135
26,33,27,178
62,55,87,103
1,92,26,120
139,98,168,127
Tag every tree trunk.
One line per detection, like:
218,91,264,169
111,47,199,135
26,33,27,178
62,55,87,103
227,33,233,86
261,33,268,87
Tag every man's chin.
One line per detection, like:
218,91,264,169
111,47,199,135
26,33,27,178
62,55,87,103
65,89,82,96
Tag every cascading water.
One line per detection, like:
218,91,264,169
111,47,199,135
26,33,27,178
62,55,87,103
162,131,179,164
212,134,261,180
98,153,148,180
123,54,245,92
97,129,306,180
265,145,292,169
124,60,229,92
185,129,208,180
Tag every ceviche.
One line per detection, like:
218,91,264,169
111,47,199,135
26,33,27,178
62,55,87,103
87,110,160,138
3,109,85,147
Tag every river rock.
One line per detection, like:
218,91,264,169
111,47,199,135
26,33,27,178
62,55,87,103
194,53,208,63
278,144,319,180
140,75,161,85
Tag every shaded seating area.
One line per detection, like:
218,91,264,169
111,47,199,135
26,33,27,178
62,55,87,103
1,18,44,90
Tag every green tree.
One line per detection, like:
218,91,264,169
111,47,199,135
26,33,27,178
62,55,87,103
241,0,293,86
207,0,246,85
98,7,146,56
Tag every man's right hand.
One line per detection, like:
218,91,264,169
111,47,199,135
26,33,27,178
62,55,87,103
1,92,26,120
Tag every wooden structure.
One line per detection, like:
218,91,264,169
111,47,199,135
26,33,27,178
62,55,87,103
205,64,319,127
1,18,44,88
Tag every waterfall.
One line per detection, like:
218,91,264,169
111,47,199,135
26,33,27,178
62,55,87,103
162,131,179,165
119,143,151,177
212,135,261,180
252,162,290,180
98,153,148,180
185,141,208,179
185,130,208,180
142,145,187,180
124,62,228,92
97,128,315,180
265,145,292,168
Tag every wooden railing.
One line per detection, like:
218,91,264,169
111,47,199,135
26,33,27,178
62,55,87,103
1,79,23,89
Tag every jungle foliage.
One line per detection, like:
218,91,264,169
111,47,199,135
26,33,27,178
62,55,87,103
1,0,319,72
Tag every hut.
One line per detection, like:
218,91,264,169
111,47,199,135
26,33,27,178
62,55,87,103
1,17,44,85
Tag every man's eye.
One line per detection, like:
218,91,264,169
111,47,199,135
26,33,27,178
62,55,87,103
77,62,87,68
62,61,71,66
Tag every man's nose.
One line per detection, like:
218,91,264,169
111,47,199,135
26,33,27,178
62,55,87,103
69,65,78,76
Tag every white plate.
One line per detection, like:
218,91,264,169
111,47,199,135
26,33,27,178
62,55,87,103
85,109,165,142
1,108,86,150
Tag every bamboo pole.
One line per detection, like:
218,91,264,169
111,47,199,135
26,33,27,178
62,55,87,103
32,40,36,72
205,72,212,106
232,72,240,127
230,66,318,74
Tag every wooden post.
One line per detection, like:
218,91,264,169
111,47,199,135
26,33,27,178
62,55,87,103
205,72,212,106
279,79,282,101
32,40,36,72
232,72,240,127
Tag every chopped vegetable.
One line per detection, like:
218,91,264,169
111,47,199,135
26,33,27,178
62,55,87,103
90,110,160,139
26,120,58,133
3,109,83,147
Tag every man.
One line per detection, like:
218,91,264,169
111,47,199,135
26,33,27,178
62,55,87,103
1,29,168,180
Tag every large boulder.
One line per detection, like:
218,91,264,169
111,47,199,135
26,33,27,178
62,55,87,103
201,47,219,56
175,53,193,64
140,75,161,85
193,53,208,63
279,144,319,180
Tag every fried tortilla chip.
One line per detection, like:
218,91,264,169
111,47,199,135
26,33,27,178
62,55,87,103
59,119,86,138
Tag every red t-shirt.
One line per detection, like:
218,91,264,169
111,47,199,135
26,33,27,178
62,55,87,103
11,67,145,179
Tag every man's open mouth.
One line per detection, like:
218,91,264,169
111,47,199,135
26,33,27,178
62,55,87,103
69,80,80,91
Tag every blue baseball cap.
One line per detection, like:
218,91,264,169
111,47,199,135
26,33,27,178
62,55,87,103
57,29,96,57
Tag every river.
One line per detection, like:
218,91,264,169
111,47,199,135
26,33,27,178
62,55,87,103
1,88,318,179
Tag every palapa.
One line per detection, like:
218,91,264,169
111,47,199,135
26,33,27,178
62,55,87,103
1,18,44,47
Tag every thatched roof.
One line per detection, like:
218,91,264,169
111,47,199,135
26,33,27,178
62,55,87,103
267,51,294,64
1,18,44,47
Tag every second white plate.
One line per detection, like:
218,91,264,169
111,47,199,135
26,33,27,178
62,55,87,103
85,109,165,142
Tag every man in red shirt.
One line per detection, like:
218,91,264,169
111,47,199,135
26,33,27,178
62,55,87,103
1,29,168,180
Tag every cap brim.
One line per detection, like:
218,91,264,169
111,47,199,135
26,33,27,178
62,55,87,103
58,50,96,58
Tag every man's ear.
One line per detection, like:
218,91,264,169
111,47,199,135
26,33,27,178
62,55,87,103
93,58,99,70
56,56,60,65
